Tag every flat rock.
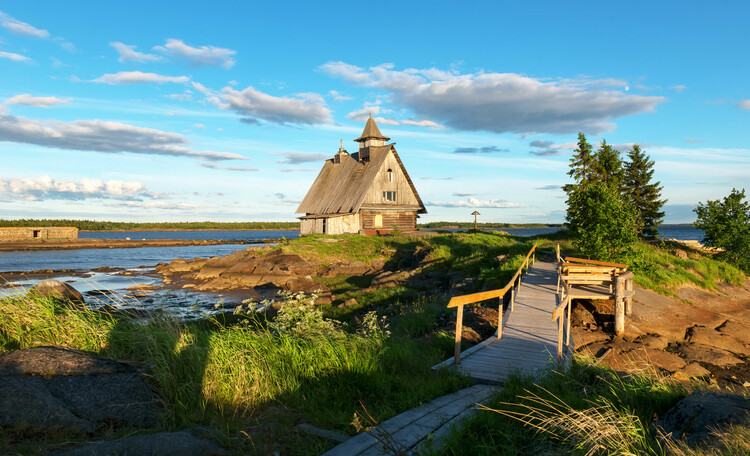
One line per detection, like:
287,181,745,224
283,276,330,295
322,261,372,277
677,343,745,368
49,428,226,456
572,328,610,349
656,391,750,446
638,334,669,350
685,325,750,356
0,346,129,376
28,280,85,304
673,362,712,381
0,347,162,437
717,320,750,346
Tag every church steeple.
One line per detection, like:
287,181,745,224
354,114,390,146
354,114,390,162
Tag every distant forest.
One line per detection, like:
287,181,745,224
417,222,563,229
0,219,299,231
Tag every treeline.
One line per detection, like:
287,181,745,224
418,222,563,229
0,219,299,231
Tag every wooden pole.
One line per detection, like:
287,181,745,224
625,275,633,316
454,305,464,364
497,298,504,340
510,282,515,312
614,275,625,337
566,295,571,347
557,313,564,365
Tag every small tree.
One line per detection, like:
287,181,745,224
623,145,666,239
566,132,595,189
567,181,638,261
694,188,750,272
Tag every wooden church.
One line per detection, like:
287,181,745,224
296,116,426,235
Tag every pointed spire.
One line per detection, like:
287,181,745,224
354,114,390,143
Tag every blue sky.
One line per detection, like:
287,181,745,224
1,1,748,224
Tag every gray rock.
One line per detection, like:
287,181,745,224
0,347,162,436
0,346,129,376
28,279,85,304
677,343,744,368
656,391,750,446
638,334,669,350
49,428,227,455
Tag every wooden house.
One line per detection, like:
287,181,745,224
296,116,427,235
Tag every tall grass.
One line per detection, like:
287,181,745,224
0,292,467,439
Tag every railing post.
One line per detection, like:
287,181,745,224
497,297,503,340
510,281,515,312
625,275,633,316
614,275,625,337
557,308,564,366
454,304,464,364
566,293,571,347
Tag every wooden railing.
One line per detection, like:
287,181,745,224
447,243,537,364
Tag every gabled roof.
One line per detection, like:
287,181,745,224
296,145,426,215
354,114,390,142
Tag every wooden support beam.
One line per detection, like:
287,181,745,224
497,298,503,340
614,275,625,337
454,305,464,364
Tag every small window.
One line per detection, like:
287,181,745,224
382,191,396,202
33,230,41,238
387,168,393,182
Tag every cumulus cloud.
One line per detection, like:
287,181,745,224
321,62,666,135
328,90,351,101
737,99,750,110
0,175,152,201
274,152,330,164
0,12,49,38
0,50,31,62
453,192,476,196
110,41,162,63
347,105,441,129
92,71,189,84
0,109,246,161
428,197,524,208
217,86,332,125
5,94,72,108
453,146,509,154
109,201,204,210
166,93,193,102
153,38,236,69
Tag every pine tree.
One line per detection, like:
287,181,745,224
567,132,595,187
593,139,623,188
623,145,666,239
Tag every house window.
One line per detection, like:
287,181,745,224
33,230,41,238
382,191,396,202
374,214,383,227
387,168,393,182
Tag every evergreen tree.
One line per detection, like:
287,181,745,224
623,145,666,238
593,139,623,188
566,132,595,188
694,188,750,272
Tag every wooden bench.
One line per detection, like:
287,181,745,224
555,247,634,336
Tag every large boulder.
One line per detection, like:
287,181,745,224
676,343,744,368
656,391,750,446
28,280,85,304
0,347,162,436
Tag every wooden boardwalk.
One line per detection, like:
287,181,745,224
434,261,565,384
323,261,565,455
322,384,496,456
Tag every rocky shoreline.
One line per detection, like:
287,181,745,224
0,238,280,252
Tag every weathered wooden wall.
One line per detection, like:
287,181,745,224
362,153,420,207
360,210,417,231
300,214,360,235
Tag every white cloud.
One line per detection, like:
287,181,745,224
5,94,72,108
0,109,247,161
0,12,49,38
322,62,666,135
347,105,441,129
166,93,193,101
110,201,204,210
669,85,687,92
193,123,205,129
453,192,476,196
328,90,351,101
153,38,236,69
280,168,317,173
528,140,576,156
215,85,332,125
199,162,259,172
0,175,151,201
274,152,329,164
737,99,750,110
92,71,189,84
110,41,162,63
0,50,31,62
453,146,508,154
427,197,524,208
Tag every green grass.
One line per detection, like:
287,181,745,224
437,355,692,455
0,292,469,455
